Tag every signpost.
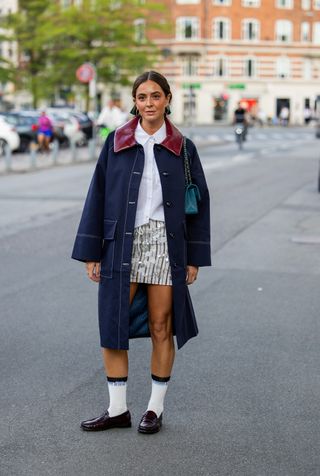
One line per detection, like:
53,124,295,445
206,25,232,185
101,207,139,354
76,63,96,84
76,62,97,111
76,62,98,139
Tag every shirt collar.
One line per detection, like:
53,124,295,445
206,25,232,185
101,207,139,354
135,120,167,146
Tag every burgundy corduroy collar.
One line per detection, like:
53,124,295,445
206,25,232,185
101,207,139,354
114,116,183,156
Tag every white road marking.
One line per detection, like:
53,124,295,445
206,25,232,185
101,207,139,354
207,134,221,142
203,152,254,171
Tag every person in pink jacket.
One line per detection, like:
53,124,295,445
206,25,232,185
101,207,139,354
37,111,53,152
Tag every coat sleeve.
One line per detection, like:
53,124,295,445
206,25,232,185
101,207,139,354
71,140,109,263
185,139,212,267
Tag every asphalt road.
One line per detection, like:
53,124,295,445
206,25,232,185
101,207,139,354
0,127,319,476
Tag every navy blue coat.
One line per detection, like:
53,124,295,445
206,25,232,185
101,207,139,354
72,117,211,350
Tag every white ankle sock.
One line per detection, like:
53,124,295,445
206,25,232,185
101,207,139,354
107,378,128,417
146,376,170,417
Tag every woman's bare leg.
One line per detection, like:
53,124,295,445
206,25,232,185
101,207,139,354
147,284,175,376
44,136,51,151
101,282,139,377
37,134,44,151
137,284,175,430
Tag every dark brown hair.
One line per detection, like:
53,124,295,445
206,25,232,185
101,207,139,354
132,71,172,102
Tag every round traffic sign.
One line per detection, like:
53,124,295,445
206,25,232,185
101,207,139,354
76,63,95,83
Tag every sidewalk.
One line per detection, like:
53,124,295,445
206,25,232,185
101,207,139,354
0,141,100,175
0,136,226,175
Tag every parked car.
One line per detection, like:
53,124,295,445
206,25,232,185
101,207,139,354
0,111,39,152
0,116,20,155
47,107,93,144
71,111,93,142
46,109,85,146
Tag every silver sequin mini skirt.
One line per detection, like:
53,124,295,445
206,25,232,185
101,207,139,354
130,219,172,286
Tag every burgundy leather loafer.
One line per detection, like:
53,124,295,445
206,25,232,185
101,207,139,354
80,410,131,431
138,410,162,434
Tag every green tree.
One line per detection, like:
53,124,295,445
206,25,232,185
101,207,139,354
0,26,15,88
5,0,167,109
5,0,52,108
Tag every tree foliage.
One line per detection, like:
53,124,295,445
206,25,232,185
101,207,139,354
4,0,166,108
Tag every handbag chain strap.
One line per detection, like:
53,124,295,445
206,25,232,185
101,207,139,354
183,136,192,186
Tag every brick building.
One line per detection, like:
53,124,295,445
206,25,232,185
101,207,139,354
145,0,320,124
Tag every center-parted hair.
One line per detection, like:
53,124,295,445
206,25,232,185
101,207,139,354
132,71,172,102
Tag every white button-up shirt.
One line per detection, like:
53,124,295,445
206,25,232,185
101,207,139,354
134,121,166,228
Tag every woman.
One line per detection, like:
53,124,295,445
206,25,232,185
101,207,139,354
37,111,53,152
72,71,211,434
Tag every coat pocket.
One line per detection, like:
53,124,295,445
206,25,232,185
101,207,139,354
100,219,117,278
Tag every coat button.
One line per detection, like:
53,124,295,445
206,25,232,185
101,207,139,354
169,232,175,238
162,172,169,176
173,262,178,268
165,201,172,207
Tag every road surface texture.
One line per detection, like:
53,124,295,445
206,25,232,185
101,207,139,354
0,126,319,476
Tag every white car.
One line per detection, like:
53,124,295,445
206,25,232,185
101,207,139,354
0,116,20,155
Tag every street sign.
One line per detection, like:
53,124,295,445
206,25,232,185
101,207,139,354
228,83,246,90
182,83,201,89
76,63,96,83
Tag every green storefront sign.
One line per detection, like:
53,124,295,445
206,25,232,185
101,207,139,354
228,83,246,90
182,83,201,89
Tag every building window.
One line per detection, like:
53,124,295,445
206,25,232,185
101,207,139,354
176,0,200,3
301,0,311,7
244,58,256,77
313,22,320,43
276,0,293,7
301,22,310,41
242,19,260,40
134,19,146,42
314,0,320,8
277,57,290,78
213,0,231,5
242,0,260,5
181,55,199,76
275,20,293,41
213,18,231,40
215,57,228,77
303,59,312,79
243,0,260,5
176,17,200,40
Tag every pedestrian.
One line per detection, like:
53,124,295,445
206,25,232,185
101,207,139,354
279,106,290,126
97,99,127,131
233,101,249,140
37,111,53,152
72,70,211,434
303,106,312,125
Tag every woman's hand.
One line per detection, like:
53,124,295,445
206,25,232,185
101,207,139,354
186,265,198,285
86,262,101,282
